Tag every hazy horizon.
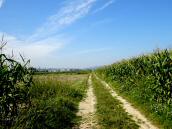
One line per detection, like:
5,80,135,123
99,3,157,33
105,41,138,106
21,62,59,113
0,0,172,68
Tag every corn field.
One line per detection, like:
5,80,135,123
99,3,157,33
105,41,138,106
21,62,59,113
96,49,172,127
0,39,33,128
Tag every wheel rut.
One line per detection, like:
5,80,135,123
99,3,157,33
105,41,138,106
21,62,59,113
76,75,98,129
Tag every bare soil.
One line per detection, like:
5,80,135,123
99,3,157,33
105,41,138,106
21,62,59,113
76,75,98,129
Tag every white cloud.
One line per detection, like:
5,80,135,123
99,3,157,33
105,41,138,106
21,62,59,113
93,0,115,13
73,47,112,55
1,33,64,67
0,0,4,8
30,0,97,40
0,0,115,68
1,0,97,67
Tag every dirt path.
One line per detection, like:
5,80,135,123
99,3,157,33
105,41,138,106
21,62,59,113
95,75,158,129
77,75,97,129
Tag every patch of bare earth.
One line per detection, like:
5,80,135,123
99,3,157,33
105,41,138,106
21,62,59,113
95,75,158,129
75,75,98,129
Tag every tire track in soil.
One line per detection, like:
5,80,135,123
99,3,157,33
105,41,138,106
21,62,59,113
75,75,98,129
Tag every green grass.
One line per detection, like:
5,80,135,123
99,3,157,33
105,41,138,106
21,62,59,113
12,74,88,129
92,75,139,129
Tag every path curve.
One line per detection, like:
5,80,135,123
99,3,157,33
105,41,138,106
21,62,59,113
95,75,158,129
77,75,97,129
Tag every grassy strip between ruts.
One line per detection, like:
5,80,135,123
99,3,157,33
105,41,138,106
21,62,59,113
92,75,139,129
12,74,88,129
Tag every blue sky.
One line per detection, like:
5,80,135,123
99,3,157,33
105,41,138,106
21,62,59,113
0,0,172,68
